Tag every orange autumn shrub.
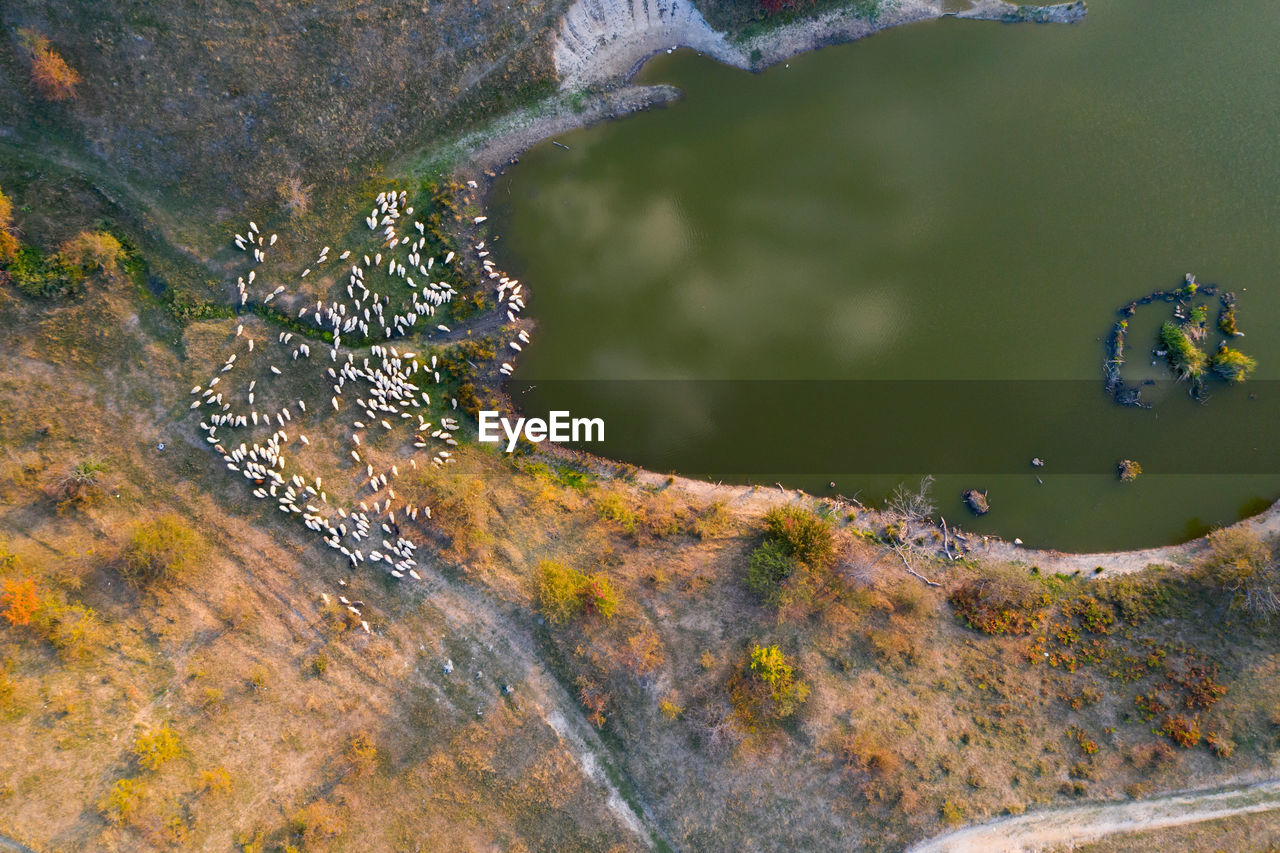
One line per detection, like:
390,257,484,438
1,578,41,627
18,30,81,101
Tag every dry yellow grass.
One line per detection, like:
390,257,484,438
0,263,640,850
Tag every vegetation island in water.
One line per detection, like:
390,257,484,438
1105,274,1256,407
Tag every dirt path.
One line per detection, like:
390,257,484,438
0,833,37,853
415,571,673,849
906,778,1280,852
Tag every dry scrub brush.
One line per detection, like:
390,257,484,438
120,514,207,586
1202,528,1280,621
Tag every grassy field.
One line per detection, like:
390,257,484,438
2,0,1280,850
439,460,1280,850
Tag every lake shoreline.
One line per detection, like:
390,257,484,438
464,0,1087,174
450,0,1280,572
528,440,1273,578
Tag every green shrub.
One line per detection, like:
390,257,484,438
536,560,618,624
60,456,109,504
346,732,378,776
553,467,593,492
749,644,793,686
1218,303,1240,336
44,600,100,658
940,799,964,826
746,539,798,603
579,573,619,619
289,800,344,842
1206,731,1235,758
121,514,205,584
1204,527,1269,572
596,491,640,536
693,501,731,539
1158,714,1202,748
537,560,584,624
762,506,834,568
199,767,232,794
4,245,78,298
1063,595,1115,634
936,799,962,824
1100,574,1169,623
0,189,16,263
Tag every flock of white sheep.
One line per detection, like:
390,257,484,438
188,185,528,591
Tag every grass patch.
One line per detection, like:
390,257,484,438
1160,320,1208,382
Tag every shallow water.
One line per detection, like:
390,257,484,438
489,0,1280,551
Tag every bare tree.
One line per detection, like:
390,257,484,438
1224,566,1280,620
883,475,941,587
886,475,936,540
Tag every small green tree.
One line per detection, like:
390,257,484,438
747,506,835,606
746,539,797,603
733,644,810,723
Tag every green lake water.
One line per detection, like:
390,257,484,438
488,0,1280,551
